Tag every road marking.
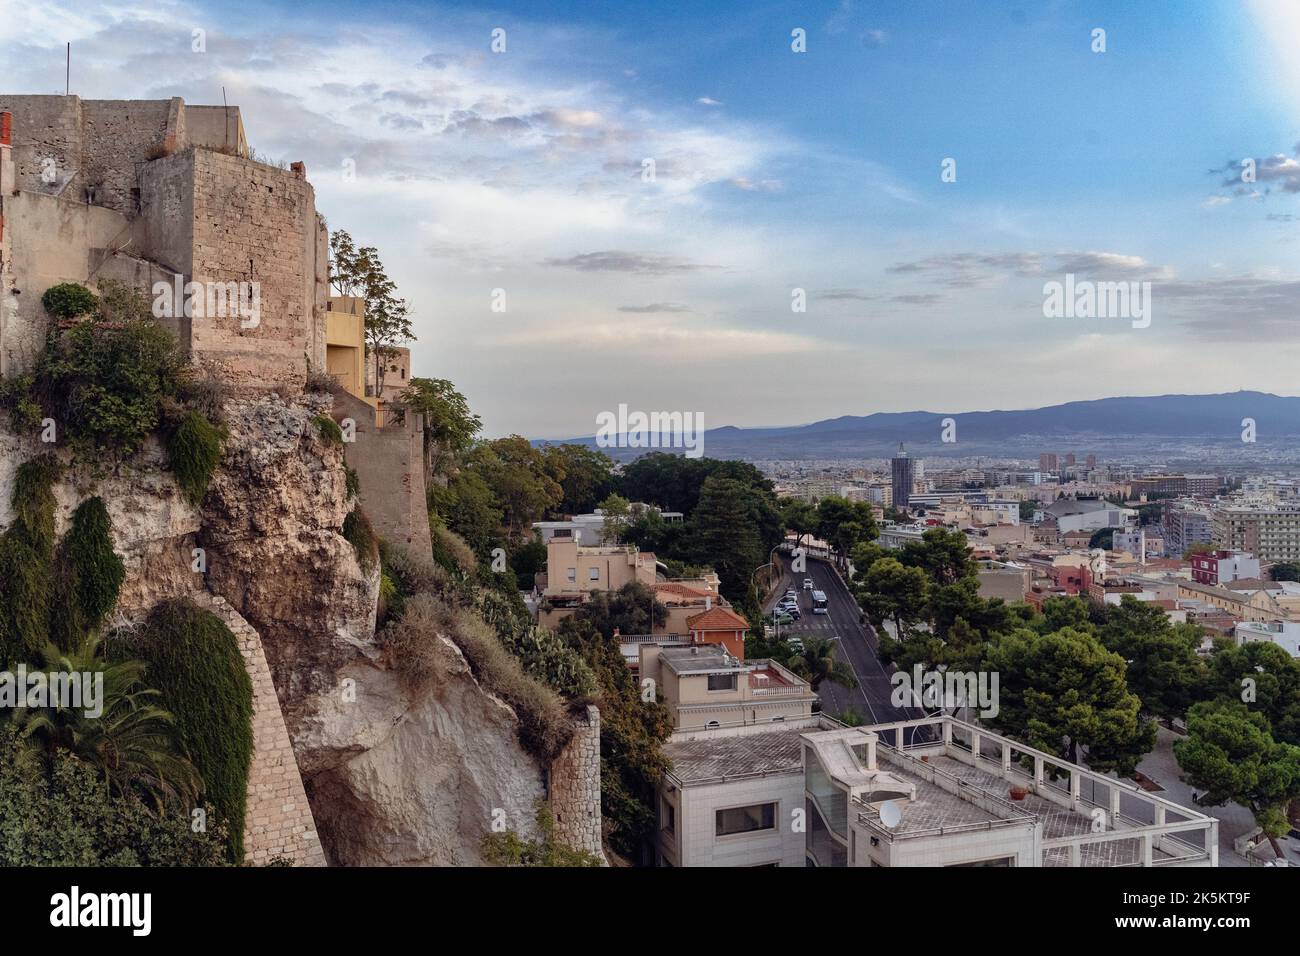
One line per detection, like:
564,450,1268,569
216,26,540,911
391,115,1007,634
827,634,876,723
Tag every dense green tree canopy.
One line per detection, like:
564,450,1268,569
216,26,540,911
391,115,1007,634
1100,596,1209,721
1175,700,1300,857
981,625,1155,775
541,444,616,516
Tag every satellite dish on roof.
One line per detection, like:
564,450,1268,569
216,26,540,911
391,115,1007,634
878,800,902,830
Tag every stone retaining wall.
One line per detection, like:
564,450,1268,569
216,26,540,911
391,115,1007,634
192,591,327,866
548,704,606,863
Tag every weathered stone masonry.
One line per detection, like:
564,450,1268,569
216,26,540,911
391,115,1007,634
192,592,327,866
548,704,606,862
0,95,326,388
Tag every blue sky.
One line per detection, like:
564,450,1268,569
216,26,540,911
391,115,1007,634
2,0,1298,438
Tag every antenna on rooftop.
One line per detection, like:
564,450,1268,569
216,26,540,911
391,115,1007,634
66,43,70,96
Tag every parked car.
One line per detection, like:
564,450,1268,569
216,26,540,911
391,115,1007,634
774,613,794,626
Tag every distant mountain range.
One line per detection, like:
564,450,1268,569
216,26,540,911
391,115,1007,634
539,391,1300,461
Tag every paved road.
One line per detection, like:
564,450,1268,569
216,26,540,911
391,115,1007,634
764,554,923,730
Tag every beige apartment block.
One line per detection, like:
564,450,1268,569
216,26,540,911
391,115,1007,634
639,643,816,731
365,342,411,403
1213,504,1300,564
537,535,659,629
1175,579,1295,624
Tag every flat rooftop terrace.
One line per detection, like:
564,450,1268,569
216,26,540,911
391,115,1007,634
877,753,1182,866
850,717,1217,867
664,727,806,786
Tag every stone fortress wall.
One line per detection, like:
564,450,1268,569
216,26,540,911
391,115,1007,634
0,94,322,388
0,96,605,864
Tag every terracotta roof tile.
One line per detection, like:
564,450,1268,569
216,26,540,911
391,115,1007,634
686,606,749,630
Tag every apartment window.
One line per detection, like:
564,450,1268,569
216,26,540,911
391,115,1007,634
707,673,737,691
566,567,576,582
661,800,675,834
948,857,1013,867
588,567,600,581
716,802,776,837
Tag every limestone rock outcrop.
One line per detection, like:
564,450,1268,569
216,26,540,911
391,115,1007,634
0,394,570,865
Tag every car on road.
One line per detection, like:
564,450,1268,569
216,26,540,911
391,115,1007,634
803,578,814,590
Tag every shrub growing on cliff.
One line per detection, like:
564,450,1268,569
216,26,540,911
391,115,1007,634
558,615,673,863
0,725,227,867
430,523,477,577
379,541,451,621
383,593,573,760
305,368,338,395
342,506,379,572
34,281,185,456
112,600,254,863
166,410,226,505
481,801,602,867
0,454,62,663
476,589,597,702
50,496,126,649
313,414,343,446
40,282,98,321
0,372,43,432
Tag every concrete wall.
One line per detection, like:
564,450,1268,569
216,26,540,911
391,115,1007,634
858,821,1038,867
663,773,806,866
183,105,247,156
136,148,195,276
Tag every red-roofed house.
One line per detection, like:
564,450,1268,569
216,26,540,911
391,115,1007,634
686,605,750,659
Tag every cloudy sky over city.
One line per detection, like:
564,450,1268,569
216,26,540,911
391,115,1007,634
3,0,1298,437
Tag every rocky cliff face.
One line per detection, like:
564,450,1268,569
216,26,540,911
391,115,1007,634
0,394,553,865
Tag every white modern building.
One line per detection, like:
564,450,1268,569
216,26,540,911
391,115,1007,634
531,504,682,546
1047,498,1136,535
658,715,1219,867
1234,620,1300,658
658,716,834,867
